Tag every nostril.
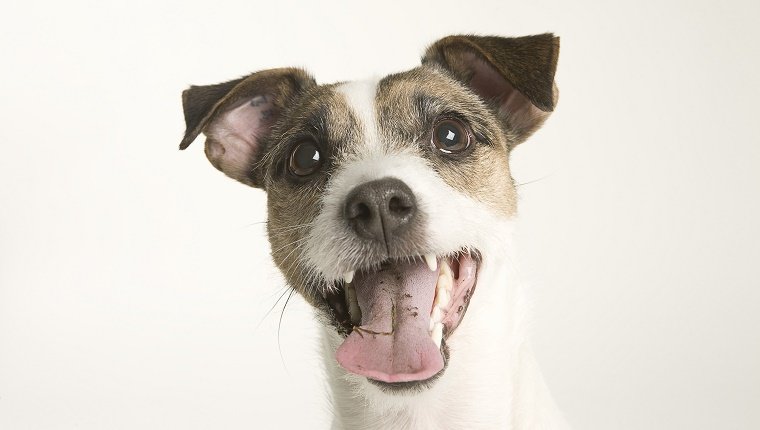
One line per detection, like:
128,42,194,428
351,202,372,220
388,196,412,216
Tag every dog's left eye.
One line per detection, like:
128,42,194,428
288,140,323,176
431,118,471,154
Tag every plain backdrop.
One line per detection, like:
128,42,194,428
1,0,759,429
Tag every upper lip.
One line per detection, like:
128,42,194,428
340,252,438,285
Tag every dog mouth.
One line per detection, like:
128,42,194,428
323,251,479,386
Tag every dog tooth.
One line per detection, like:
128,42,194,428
431,322,443,348
424,253,437,271
437,273,452,293
343,270,354,284
431,306,443,324
435,274,451,307
345,284,362,325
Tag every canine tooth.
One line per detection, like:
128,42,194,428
431,306,443,324
431,322,443,348
424,253,437,271
343,270,354,284
345,284,362,325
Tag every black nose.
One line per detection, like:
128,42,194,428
344,178,417,244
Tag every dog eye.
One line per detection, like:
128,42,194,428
288,140,323,176
431,118,471,154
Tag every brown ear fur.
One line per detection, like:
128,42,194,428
422,34,559,144
179,68,315,186
180,77,246,150
179,68,315,150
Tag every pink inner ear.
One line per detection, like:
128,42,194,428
465,54,549,139
204,95,275,183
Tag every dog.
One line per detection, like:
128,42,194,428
179,34,568,429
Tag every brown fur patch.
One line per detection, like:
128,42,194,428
260,84,362,306
376,68,518,218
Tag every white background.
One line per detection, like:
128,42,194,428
1,0,758,428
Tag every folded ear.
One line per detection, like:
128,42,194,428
179,68,315,187
422,34,559,145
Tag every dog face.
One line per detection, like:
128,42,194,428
180,34,559,391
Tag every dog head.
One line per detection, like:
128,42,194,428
179,34,559,392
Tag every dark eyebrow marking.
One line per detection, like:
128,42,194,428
303,104,330,136
413,92,444,119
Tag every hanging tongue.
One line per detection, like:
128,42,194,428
335,260,443,383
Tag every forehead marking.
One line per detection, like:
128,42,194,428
336,79,381,154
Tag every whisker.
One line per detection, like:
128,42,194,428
267,222,314,233
277,288,297,373
515,174,553,187
254,286,293,333
269,236,310,255
278,241,310,270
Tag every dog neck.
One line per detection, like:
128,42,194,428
319,233,567,430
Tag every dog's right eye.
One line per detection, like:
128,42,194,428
288,140,323,177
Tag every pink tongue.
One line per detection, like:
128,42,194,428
335,261,443,383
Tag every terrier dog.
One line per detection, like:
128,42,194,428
179,34,568,429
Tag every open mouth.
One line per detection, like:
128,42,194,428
323,251,479,387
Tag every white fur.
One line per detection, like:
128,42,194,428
336,79,382,154
305,81,569,429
